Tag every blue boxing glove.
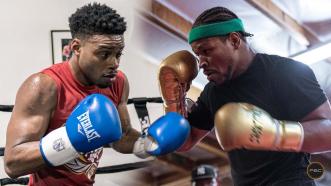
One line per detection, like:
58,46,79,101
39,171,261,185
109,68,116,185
133,112,190,158
40,94,122,166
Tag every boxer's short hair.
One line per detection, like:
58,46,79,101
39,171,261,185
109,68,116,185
69,3,127,39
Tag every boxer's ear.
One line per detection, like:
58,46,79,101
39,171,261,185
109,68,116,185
71,38,81,56
228,32,241,49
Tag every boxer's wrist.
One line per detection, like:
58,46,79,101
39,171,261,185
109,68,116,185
164,101,186,115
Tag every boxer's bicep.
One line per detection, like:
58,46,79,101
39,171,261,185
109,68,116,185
300,100,331,152
300,101,331,122
8,74,56,144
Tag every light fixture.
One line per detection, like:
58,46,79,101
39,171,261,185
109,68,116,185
291,40,331,65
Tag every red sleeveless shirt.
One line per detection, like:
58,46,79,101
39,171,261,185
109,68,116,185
28,61,125,186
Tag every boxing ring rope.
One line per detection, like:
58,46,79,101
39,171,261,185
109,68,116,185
0,97,163,185
0,178,30,185
0,105,13,113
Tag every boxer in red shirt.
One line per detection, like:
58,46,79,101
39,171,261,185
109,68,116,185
4,3,190,186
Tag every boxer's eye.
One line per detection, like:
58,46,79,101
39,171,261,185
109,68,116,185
99,52,110,60
203,48,212,55
116,51,123,58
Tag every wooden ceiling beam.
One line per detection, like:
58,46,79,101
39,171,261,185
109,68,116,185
150,1,192,38
148,0,320,47
139,10,187,41
246,0,320,46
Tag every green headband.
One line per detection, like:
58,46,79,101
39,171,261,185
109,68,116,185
188,18,245,44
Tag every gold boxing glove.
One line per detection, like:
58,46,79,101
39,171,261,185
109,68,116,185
158,50,199,117
214,103,304,152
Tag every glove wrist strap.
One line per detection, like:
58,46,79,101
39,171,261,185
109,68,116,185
40,127,79,166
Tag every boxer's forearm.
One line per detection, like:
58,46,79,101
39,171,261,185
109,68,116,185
177,134,196,152
301,119,331,153
4,141,45,178
112,128,140,153
177,127,209,152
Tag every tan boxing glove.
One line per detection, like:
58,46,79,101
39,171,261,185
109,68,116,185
214,103,304,152
158,50,199,117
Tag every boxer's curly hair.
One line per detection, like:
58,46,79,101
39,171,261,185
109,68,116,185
69,3,127,39
193,7,252,40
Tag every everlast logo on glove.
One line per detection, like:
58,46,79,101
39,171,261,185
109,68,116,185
77,111,101,142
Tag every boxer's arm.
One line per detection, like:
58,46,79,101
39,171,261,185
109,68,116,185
177,126,209,152
271,61,331,153
112,74,140,153
214,101,331,152
300,100,331,153
178,100,212,152
4,73,57,178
